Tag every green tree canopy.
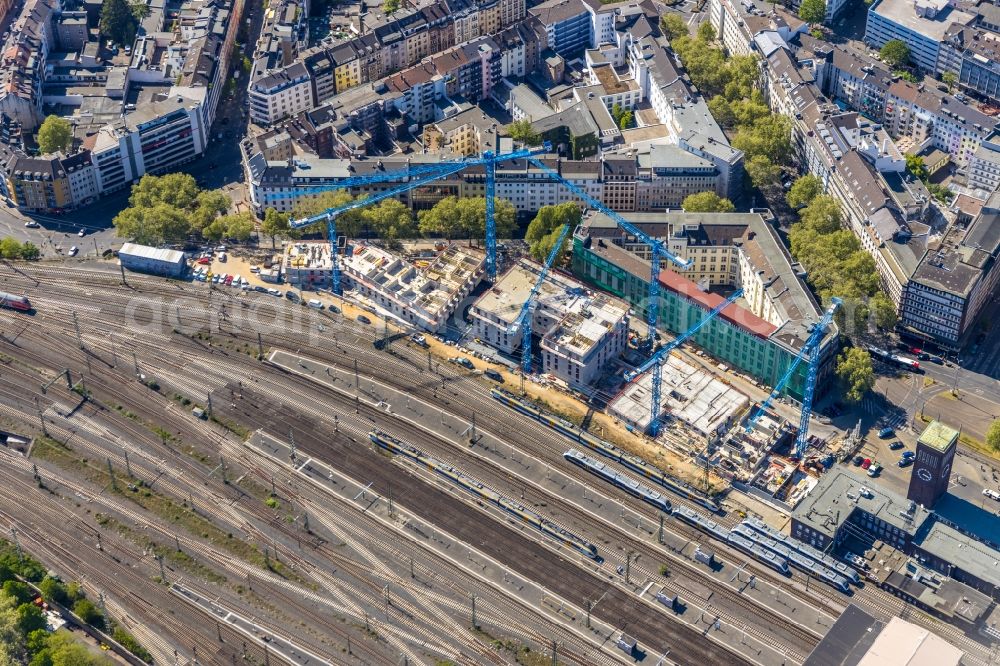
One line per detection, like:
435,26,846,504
836,348,875,403
417,196,515,241
682,191,735,213
987,419,1000,453
905,154,928,181
941,70,957,91
291,190,364,238
732,114,792,164
871,292,897,330
203,212,255,242
99,0,139,45
745,155,782,189
880,40,910,68
363,198,418,241
697,21,716,42
260,207,291,248
526,203,580,260
506,119,542,146
660,13,688,40
418,196,463,240
72,599,104,629
37,116,72,154
786,175,823,209
798,0,826,24
383,0,400,13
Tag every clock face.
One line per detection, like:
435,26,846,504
917,468,933,482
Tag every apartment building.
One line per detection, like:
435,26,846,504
529,0,593,58
249,62,313,125
968,143,1000,193
865,0,975,72
341,243,486,333
4,153,72,211
0,0,56,129
469,258,630,387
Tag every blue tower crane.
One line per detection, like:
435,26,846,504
745,297,841,458
286,144,550,294
523,157,690,348
624,289,744,436
505,223,572,375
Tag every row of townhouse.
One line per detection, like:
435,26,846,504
0,0,57,130
756,35,1000,348
248,0,527,125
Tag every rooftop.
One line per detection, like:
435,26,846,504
802,604,882,666
283,241,333,271
915,520,1000,592
917,420,958,452
871,0,975,42
792,467,932,539
119,242,186,264
856,616,962,666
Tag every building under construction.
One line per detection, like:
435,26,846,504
340,243,486,333
282,242,335,287
470,259,630,388
608,352,749,442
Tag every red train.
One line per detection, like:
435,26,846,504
0,292,31,312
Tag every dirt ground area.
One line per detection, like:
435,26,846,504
190,251,728,493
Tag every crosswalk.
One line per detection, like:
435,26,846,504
860,396,910,430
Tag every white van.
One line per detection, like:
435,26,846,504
217,251,227,262
307,299,324,309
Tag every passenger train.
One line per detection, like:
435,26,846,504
370,431,599,560
563,449,671,513
741,516,860,587
672,506,791,575
0,292,30,312
730,524,850,592
492,389,721,513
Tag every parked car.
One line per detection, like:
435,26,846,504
409,333,428,347
68,246,78,256
861,458,872,470
357,314,372,325
78,228,86,237
328,304,341,314
853,455,864,466
868,462,882,477
196,256,211,265
23,221,39,228
450,357,474,370
224,275,234,286
285,290,299,301
898,457,913,468
484,369,503,382
889,441,904,450
878,427,894,439
307,299,324,309
217,251,227,262
901,450,915,459
266,287,281,296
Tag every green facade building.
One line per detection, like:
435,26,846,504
571,219,839,401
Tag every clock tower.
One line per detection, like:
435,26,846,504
906,420,958,509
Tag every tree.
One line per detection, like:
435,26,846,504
798,0,826,24
16,603,46,635
189,190,231,232
38,577,67,605
128,173,200,210
987,419,1000,453
531,225,571,263
506,119,541,146
383,0,400,13
72,599,104,629
618,110,634,130
37,116,72,154
363,199,418,241
113,202,191,246
697,21,716,43
261,208,290,248
2,581,32,605
941,71,957,92
732,114,792,165
870,292,897,330
836,348,875,403
660,13,688,40
0,592,26,665
0,237,23,259
746,155,782,189
682,191,735,213
130,0,150,20
20,242,39,260
798,194,842,234
786,175,823,209
905,154,928,181
880,40,910,68
99,0,138,45
418,196,464,240
204,212,255,242
291,190,364,238
455,197,517,240
526,202,580,260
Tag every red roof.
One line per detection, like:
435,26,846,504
658,270,777,339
